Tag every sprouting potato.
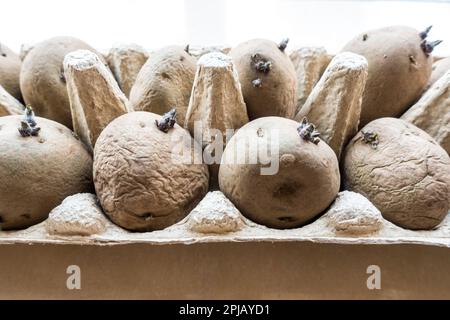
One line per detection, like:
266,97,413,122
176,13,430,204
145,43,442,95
0,107,93,230
129,45,197,124
93,110,209,232
230,39,297,120
219,116,340,229
343,117,450,230
342,25,440,128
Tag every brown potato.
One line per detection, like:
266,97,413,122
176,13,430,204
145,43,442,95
129,46,196,123
342,26,436,128
0,43,22,102
343,117,450,230
429,57,450,86
219,117,340,229
20,37,107,129
93,111,209,232
230,39,297,120
0,112,93,230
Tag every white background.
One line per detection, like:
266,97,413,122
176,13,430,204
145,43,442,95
1,0,449,56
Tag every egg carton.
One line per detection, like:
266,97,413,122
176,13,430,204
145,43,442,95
1,41,449,247
1,191,450,248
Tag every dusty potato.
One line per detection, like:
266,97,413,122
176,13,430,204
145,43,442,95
429,57,450,86
0,43,22,102
219,117,340,229
129,46,197,123
343,117,450,230
94,111,209,232
20,36,107,129
230,39,297,120
0,111,93,230
342,26,437,128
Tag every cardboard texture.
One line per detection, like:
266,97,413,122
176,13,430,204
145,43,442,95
1,242,450,299
1,191,450,299
1,43,449,298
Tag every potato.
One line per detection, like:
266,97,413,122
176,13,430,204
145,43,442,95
129,46,196,123
342,26,439,128
343,118,450,230
230,39,297,120
0,109,93,230
94,111,209,231
429,57,450,86
0,43,22,102
219,117,340,229
20,37,107,129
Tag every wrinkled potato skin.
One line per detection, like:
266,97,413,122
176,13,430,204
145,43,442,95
343,118,450,230
129,46,197,123
20,37,106,129
230,39,297,120
342,26,432,128
0,116,93,230
219,117,340,229
94,112,209,232
429,57,450,86
0,43,22,102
